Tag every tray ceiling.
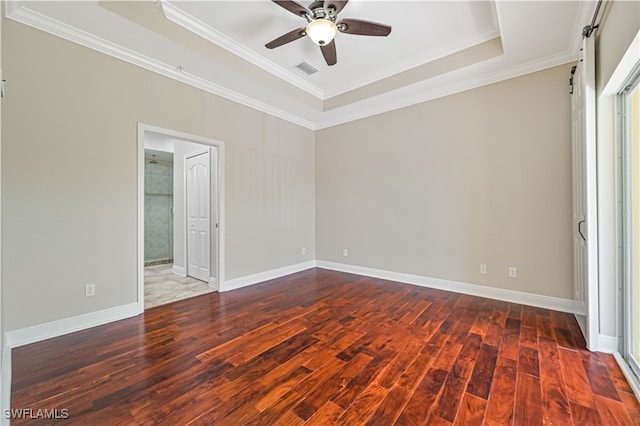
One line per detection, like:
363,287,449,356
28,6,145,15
5,0,597,129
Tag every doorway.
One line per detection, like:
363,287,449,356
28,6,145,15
137,124,225,310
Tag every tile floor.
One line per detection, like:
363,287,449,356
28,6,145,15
144,263,216,309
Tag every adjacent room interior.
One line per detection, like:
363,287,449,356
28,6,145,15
142,129,221,309
1,0,640,424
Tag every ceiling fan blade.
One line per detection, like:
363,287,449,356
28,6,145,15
324,0,349,15
320,40,337,66
265,27,306,49
271,0,310,17
338,18,392,36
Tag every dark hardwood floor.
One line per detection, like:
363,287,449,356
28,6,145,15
11,268,640,425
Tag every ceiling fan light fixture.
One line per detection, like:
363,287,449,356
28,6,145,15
306,19,337,46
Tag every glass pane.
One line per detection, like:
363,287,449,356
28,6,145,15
144,155,174,264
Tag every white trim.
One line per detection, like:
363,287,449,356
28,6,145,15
1,260,593,352
0,0,5,418
222,261,317,292
209,277,218,291
316,261,585,315
614,351,640,400
323,30,501,100
4,1,316,131
160,0,324,100
315,51,580,130
599,30,640,363
138,123,226,309
4,303,140,349
158,0,593,103
597,334,619,354
172,264,187,277
217,142,226,293
137,126,146,313
5,1,593,132
602,31,640,96
582,35,600,352
161,0,501,101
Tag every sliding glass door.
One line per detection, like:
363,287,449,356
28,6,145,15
623,70,640,378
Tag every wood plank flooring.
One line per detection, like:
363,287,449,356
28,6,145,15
11,268,640,425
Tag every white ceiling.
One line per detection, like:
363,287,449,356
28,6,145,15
162,0,501,97
6,0,597,130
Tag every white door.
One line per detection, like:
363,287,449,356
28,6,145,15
571,36,598,350
571,59,587,308
186,150,210,282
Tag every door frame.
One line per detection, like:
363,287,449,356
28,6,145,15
0,2,7,415
597,29,640,397
137,123,225,312
621,72,640,379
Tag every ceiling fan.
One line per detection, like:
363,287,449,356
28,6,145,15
265,0,392,66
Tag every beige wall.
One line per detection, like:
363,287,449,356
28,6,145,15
1,19,315,330
316,64,574,299
2,8,602,331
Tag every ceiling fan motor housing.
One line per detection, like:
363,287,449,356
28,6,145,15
307,1,336,21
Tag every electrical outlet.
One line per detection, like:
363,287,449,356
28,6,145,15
301,247,307,255
480,264,487,274
343,248,349,257
85,283,96,297
508,267,517,278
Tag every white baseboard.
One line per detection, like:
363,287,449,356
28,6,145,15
614,352,640,400
5,303,141,349
209,276,218,291
597,334,619,353
222,261,317,292
172,265,186,277
3,261,590,349
316,260,585,315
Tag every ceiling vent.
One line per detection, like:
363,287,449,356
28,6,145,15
295,61,319,76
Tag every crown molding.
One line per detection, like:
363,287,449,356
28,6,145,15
162,1,498,101
311,0,595,129
159,1,502,101
4,1,317,130
315,47,580,129
5,1,591,132
323,27,502,99
160,0,326,100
